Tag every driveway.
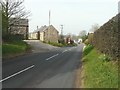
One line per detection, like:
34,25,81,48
24,40,59,53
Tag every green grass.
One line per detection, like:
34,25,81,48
82,48,118,88
2,41,30,56
43,41,77,47
83,44,94,56
48,42,64,47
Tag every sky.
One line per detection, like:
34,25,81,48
24,0,119,35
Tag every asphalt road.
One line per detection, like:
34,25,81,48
24,40,60,53
2,44,84,88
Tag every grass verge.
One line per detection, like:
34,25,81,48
2,41,31,58
81,47,118,88
43,41,77,47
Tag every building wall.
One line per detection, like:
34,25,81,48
29,32,38,39
10,18,29,40
10,25,28,39
45,26,59,43
40,32,44,41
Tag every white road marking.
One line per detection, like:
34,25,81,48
46,54,59,60
62,50,68,53
69,49,72,51
62,51,65,53
0,65,35,83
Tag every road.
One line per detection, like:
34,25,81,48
2,43,84,88
24,40,60,53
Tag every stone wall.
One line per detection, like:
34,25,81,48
93,14,120,60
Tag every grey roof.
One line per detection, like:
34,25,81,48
39,25,48,32
33,25,59,33
33,25,48,32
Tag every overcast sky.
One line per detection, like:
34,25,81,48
24,0,119,35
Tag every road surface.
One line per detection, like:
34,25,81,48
2,44,84,88
24,40,60,53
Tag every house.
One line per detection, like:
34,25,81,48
10,18,29,39
29,32,39,40
39,25,59,43
29,25,59,43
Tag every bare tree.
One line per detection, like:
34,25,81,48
79,30,87,37
90,23,100,32
1,0,30,34
78,30,87,42
71,34,78,40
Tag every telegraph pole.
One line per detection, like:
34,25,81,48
60,25,63,39
49,10,51,26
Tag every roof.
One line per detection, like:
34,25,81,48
33,25,47,33
39,25,48,32
38,25,58,32
49,25,59,32
34,25,59,33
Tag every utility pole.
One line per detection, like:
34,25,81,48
37,26,38,30
60,25,63,39
49,10,51,26
37,26,40,40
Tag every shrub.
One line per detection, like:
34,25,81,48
66,43,77,47
83,44,94,56
84,39,89,45
3,34,24,42
81,35,88,43
58,39,65,44
42,41,46,43
43,41,77,47
48,42,64,47
72,43,77,46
